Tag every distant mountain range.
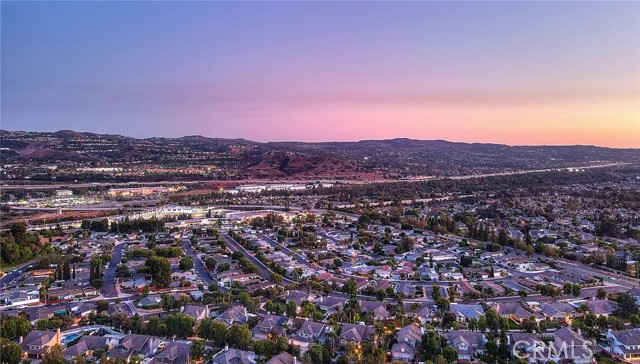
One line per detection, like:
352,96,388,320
1,130,638,181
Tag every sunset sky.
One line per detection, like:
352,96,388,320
2,1,639,147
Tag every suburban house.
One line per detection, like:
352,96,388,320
359,300,392,320
539,303,576,323
606,328,640,363
288,320,328,354
549,328,596,364
494,303,537,323
250,315,293,341
181,305,209,322
21,329,62,360
391,324,423,362
444,331,487,362
62,336,116,361
216,305,250,327
338,323,376,347
266,352,296,364
450,304,485,322
212,347,257,364
108,334,161,361
149,342,191,364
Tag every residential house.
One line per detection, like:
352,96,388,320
212,347,257,364
338,323,376,347
494,303,536,323
288,320,328,354
549,328,596,364
108,334,161,361
450,304,485,322
606,328,640,363
21,329,62,359
216,305,250,327
403,302,433,323
359,301,391,320
149,342,191,364
62,336,115,361
539,303,576,323
444,331,486,362
391,324,423,362
266,352,296,364
182,305,209,322
251,315,292,341
508,332,542,363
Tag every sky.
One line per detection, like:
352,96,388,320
2,1,639,147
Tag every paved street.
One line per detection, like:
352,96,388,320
101,243,126,298
221,233,295,285
182,239,215,285
0,261,35,288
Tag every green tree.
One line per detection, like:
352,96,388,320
286,301,297,318
0,316,32,340
41,344,65,364
442,346,458,363
597,288,607,300
191,340,205,361
179,256,194,271
147,256,172,288
227,325,252,350
0,339,22,364
164,313,196,339
198,318,228,347
97,300,109,313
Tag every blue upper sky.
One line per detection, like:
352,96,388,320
2,1,639,146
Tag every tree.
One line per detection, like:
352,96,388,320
97,300,109,313
363,342,386,364
198,318,228,346
89,258,104,289
305,343,329,364
71,355,87,364
228,325,252,350
442,346,458,363
147,256,172,288
468,317,478,331
436,297,450,312
270,273,283,285
191,340,205,361
431,285,441,301
0,316,32,340
42,344,65,364
0,339,22,364
596,288,607,300
164,313,196,339
205,257,217,270
571,284,581,297
421,331,443,359
617,292,639,318
179,256,194,271
286,301,297,318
